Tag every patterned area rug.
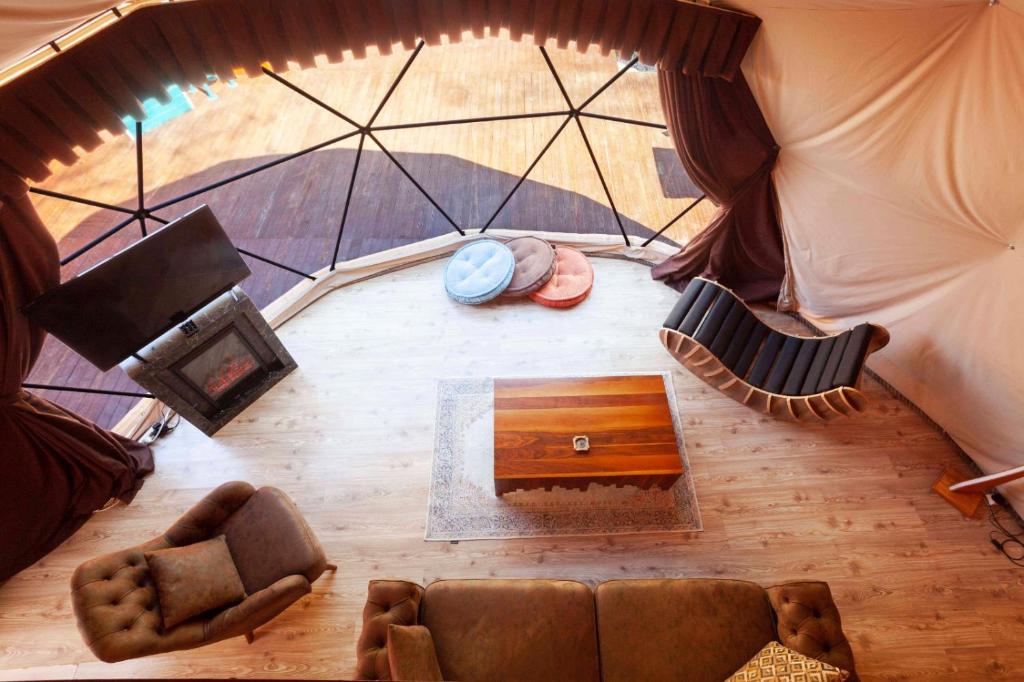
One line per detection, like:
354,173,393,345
425,374,702,541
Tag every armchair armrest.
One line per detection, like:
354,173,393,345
162,481,256,547
203,573,311,643
766,581,857,680
356,580,426,680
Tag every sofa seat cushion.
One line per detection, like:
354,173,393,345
420,579,600,682
444,240,516,304
144,535,246,629
503,236,556,297
595,579,776,682
529,246,594,308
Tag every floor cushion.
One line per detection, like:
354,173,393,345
529,246,594,308
444,240,516,305
502,236,556,298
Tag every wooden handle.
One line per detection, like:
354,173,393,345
949,465,1024,494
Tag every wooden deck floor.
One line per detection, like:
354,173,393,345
25,35,711,429
1,255,1021,681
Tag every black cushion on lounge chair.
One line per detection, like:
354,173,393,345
664,278,707,331
783,340,820,396
720,312,759,370
709,303,747,357
764,336,802,394
731,322,770,380
663,278,886,399
694,293,736,347
816,332,850,393
679,282,720,335
800,337,835,395
747,331,785,388
834,324,873,388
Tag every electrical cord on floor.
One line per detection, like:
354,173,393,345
986,492,1024,567
97,408,179,514
139,405,180,445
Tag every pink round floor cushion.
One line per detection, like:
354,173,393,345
528,246,594,308
502,236,557,298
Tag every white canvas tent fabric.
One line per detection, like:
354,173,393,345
725,0,1024,508
0,1,123,72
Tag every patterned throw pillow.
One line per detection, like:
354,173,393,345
727,641,850,681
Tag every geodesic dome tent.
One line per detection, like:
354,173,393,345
0,0,1021,578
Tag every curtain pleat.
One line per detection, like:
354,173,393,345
574,0,603,51
506,0,529,42
553,1,578,50
650,71,786,302
702,14,739,77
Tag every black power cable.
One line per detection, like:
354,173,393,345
987,495,1024,567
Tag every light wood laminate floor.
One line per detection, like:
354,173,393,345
1,257,1021,680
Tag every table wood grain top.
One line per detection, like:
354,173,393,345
493,375,683,494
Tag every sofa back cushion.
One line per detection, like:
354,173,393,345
421,579,600,682
595,579,776,682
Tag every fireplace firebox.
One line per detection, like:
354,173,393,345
122,286,296,435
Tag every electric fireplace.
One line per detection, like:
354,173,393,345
122,286,296,436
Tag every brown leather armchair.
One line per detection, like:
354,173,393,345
70,481,335,662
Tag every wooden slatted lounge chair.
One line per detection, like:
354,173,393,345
660,277,890,421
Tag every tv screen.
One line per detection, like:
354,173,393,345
23,205,251,371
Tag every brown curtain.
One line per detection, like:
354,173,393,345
0,186,153,583
651,69,786,303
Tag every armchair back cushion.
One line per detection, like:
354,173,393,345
144,535,246,629
216,486,327,594
595,579,776,682
163,480,256,547
420,579,600,682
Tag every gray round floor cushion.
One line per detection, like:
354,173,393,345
502,237,557,297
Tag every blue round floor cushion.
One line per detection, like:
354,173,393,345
443,240,516,305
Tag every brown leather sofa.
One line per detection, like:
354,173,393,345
70,481,335,662
357,578,856,682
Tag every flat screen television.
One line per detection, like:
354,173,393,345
22,205,251,371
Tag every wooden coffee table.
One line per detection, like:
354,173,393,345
493,375,683,496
